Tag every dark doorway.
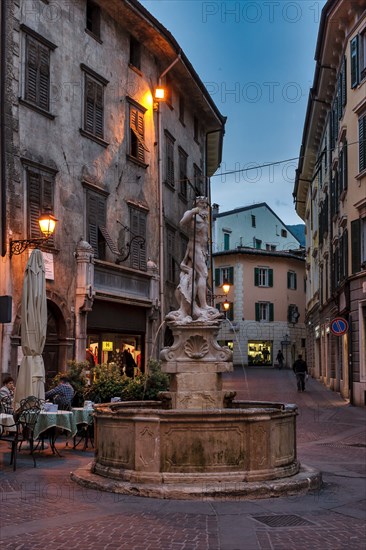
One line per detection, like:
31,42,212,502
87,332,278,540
43,303,60,388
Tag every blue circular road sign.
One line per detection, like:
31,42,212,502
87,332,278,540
330,317,349,336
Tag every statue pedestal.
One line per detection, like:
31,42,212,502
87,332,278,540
160,321,233,410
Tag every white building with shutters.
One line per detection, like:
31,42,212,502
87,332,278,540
0,0,225,383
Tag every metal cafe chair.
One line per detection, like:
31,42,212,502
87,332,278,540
0,396,43,470
0,395,13,414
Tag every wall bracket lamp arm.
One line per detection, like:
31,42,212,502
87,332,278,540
116,219,145,263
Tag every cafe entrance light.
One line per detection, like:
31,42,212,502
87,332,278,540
154,87,165,101
10,212,58,257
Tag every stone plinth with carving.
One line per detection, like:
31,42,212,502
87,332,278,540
160,321,233,410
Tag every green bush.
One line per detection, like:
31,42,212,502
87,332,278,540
83,359,170,403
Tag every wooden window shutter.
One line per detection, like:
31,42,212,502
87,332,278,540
95,82,104,138
41,173,55,246
269,303,274,322
130,209,147,271
359,116,366,173
38,44,50,110
341,57,347,108
294,272,297,290
343,141,348,190
85,77,96,134
255,303,260,322
25,37,39,105
87,193,99,257
351,219,361,274
28,171,42,239
227,303,234,321
287,271,291,289
228,266,234,284
254,268,259,286
351,35,359,89
215,268,221,287
268,269,273,287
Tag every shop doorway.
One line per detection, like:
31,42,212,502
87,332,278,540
86,332,144,377
248,340,272,366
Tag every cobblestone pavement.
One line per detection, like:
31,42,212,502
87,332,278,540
1,367,365,549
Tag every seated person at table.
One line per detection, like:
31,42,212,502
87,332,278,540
0,376,15,413
45,376,74,410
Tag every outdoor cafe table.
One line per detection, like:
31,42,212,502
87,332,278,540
71,408,94,450
34,411,77,454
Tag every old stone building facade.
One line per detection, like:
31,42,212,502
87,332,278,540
0,0,225,384
294,0,366,405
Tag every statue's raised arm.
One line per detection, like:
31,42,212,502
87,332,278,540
166,197,222,324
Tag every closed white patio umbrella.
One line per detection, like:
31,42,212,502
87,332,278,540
14,249,47,408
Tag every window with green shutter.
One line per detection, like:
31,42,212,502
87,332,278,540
351,219,361,274
129,102,148,164
84,75,104,138
223,233,230,251
178,147,188,198
359,115,366,173
255,302,272,322
287,271,297,290
351,35,359,88
255,267,272,287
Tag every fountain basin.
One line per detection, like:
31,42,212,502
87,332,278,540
91,400,299,483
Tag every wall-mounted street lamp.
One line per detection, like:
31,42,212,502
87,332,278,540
9,213,58,257
213,279,231,313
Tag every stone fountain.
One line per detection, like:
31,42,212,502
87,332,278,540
72,199,320,499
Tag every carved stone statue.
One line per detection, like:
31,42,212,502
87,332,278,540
166,197,222,324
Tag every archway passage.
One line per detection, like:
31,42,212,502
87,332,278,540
43,301,67,388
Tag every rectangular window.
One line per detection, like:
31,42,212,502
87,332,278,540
84,74,104,139
130,207,147,271
287,271,297,290
24,33,52,111
165,132,175,187
254,267,273,287
360,30,366,81
281,229,287,238
214,266,234,287
27,166,55,243
128,100,148,164
251,215,256,227
178,147,188,198
339,140,348,193
223,233,230,251
255,302,274,322
129,37,141,70
359,114,366,173
86,0,101,39
254,238,262,249
194,164,204,195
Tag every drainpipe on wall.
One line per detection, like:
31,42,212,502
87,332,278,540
0,0,7,257
157,54,181,327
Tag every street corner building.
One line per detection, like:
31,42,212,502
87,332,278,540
294,0,366,406
0,0,226,385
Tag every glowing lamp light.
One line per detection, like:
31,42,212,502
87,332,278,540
38,213,58,238
154,87,165,100
223,300,230,311
222,280,231,295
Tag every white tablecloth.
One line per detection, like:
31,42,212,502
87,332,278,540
0,413,17,433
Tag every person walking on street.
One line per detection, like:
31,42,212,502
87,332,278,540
292,354,308,392
276,350,284,369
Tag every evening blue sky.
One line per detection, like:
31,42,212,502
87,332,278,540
142,0,326,225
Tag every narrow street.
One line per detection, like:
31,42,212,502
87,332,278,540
1,368,365,550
